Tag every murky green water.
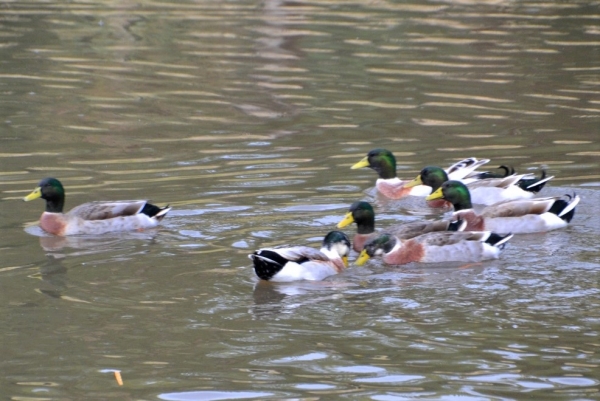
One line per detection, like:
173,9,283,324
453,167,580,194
1,1,599,399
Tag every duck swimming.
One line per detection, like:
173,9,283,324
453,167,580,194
351,148,489,199
336,201,464,252
426,180,580,234
356,230,513,266
406,166,553,206
23,177,171,236
249,231,351,282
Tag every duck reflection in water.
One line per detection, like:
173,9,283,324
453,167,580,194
30,255,69,300
37,231,160,255
250,279,354,319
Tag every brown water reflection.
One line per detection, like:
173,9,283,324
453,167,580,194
1,0,600,400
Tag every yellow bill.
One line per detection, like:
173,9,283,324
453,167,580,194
337,212,355,228
403,174,423,189
355,250,370,266
426,187,444,201
24,187,42,202
351,157,370,169
342,255,349,267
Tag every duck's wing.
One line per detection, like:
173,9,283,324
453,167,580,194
464,165,515,180
413,231,491,246
481,197,557,218
68,201,147,220
466,174,526,190
258,246,330,263
388,219,459,240
446,157,490,180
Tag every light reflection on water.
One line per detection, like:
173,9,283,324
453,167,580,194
158,391,275,401
1,0,599,400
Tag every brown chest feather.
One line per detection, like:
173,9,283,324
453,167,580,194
384,239,425,265
40,213,67,236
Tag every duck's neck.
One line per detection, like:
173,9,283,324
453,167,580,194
45,197,64,213
429,172,449,192
356,217,375,234
452,197,473,212
374,160,397,179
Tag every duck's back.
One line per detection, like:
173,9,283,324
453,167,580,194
68,201,147,220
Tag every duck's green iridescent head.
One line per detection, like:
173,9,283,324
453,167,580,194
426,180,473,211
24,177,66,213
337,201,375,234
351,148,397,179
322,230,351,266
355,233,397,265
405,166,449,191
419,166,450,191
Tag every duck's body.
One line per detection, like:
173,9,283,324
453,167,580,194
351,149,489,200
337,201,464,252
24,178,171,236
356,231,513,266
37,201,170,236
463,175,537,204
249,231,350,282
406,166,553,206
426,180,580,234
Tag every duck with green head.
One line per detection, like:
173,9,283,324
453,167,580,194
351,148,489,199
405,165,553,206
426,180,580,234
355,230,513,266
336,201,465,252
249,231,351,282
23,177,171,236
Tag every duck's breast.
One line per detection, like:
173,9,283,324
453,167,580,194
40,213,68,236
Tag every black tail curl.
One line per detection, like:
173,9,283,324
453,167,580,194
518,170,549,193
548,193,579,223
485,232,513,249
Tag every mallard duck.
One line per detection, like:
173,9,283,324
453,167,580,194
405,166,553,206
336,201,465,252
351,148,489,199
23,177,171,236
249,231,351,282
355,231,513,266
426,180,580,234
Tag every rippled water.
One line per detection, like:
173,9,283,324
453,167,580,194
1,1,599,400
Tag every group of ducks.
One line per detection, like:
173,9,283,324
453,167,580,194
21,149,580,284
249,149,580,282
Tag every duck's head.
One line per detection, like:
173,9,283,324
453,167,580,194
336,201,375,234
426,180,472,211
321,231,351,267
355,233,397,266
23,177,66,213
405,166,449,191
351,148,397,179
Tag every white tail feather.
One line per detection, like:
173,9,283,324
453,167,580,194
558,194,580,218
526,175,554,189
446,157,490,180
495,233,514,247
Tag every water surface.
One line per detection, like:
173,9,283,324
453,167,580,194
1,0,599,400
